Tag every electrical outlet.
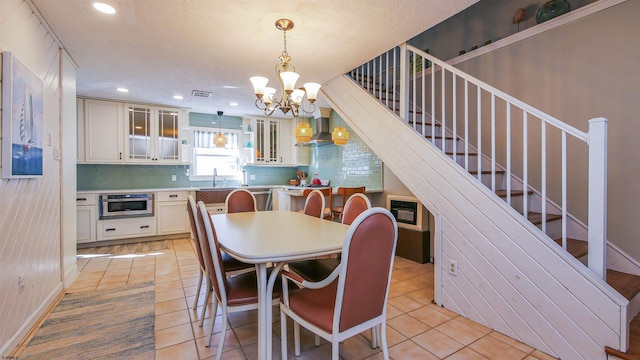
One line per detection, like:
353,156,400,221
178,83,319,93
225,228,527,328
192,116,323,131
18,274,25,293
448,260,458,276
343,173,347,180
250,174,256,180
171,174,177,182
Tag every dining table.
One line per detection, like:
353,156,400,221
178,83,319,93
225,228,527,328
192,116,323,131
210,210,348,360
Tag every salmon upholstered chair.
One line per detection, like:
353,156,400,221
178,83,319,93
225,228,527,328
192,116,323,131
332,186,365,220
287,193,372,282
225,188,257,213
279,208,398,359
302,189,325,218
188,196,253,327
303,188,333,220
196,201,285,356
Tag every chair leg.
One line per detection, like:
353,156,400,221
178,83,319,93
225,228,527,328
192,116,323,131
332,339,340,360
199,278,212,327
380,323,389,360
294,322,301,356
280,308,288,359
215,309,229,359
193,270,203,309
370,325,378,348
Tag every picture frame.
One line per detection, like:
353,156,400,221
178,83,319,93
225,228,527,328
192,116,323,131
2,52,44,179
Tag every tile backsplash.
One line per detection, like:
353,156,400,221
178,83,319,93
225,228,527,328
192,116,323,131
308,111,383,190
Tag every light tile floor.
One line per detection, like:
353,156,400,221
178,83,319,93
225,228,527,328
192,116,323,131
36,238,557,359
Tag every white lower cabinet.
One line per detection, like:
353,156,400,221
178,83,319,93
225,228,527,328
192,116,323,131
77,193,97,243
98,217,157,240
156,191,190,235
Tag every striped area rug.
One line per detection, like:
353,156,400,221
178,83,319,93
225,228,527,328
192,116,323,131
20,282,155,360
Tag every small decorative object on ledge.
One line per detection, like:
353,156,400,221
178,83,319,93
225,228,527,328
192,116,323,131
513,8,525,31
536,0,570,24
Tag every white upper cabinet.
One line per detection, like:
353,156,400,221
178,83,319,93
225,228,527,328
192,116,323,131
83,99,125,163
77,98,185,165
243,117,295,166
125,104,182,164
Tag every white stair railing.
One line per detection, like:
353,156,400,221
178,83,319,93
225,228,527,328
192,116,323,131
348,43,608,279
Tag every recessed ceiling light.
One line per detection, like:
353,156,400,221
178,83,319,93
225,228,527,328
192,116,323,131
229,102,238,106
93,2,116,14
116,87,128,92
173,95,184,100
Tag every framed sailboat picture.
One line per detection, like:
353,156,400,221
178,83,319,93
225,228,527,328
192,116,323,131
2,52,44,178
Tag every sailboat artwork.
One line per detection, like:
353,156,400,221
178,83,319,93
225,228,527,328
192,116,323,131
2,52,44,178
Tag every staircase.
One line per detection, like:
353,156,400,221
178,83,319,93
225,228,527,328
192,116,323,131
321,44,640,359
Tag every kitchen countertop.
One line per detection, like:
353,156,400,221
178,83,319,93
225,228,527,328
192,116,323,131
77,185,290,194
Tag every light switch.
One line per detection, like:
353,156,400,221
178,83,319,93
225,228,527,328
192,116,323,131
171,174,177,182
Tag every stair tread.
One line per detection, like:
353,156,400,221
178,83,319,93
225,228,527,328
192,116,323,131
607,269,640,301
468,169,506,175
445,151,477,156
553,238,588,259
407,120,441,127
526,212,562,225
496,189,534,197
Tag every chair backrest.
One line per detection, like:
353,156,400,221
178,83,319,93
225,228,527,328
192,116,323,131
225,189,257,213
196,200,228,304
187,195,206,272
302,189,325,218
337,186,365,208
341,193,372,225
334,208,397,333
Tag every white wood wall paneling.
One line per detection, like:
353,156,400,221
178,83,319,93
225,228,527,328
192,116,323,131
322,75,626,358
0,0,63,354
442,220,601,357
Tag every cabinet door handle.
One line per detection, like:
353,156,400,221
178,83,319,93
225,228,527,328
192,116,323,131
169,194,178,198
140,225,150,229
105,228,116,232
77,197,87,201
119,152,122,160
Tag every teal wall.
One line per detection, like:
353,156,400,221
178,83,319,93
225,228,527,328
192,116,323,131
308,111,383,190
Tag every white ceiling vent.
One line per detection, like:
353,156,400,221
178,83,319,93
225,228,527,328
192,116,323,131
191,90,213,98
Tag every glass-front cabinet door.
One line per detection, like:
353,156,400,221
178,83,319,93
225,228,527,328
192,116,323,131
127,105,152,161
253,118,280,164
156,108,179,161
126,104,181,163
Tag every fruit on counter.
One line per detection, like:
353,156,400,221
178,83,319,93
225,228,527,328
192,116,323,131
311,173,321,186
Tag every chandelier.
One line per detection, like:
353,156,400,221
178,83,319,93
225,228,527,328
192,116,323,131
250,19,321,118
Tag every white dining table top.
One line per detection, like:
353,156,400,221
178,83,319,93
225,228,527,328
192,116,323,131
211,211,348,264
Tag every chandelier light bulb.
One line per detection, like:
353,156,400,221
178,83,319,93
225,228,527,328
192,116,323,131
303,82,321,102
279,71,299,93
250,76,269,97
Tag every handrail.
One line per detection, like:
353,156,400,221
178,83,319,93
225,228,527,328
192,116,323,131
347,43,608,279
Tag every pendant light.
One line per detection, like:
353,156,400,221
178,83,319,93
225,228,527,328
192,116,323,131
213,110,227,148
331,126,350,146
295,118,312,143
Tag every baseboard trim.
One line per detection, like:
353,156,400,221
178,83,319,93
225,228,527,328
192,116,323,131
1,283,64,357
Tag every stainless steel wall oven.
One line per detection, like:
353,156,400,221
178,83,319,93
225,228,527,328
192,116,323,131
99,193,154,219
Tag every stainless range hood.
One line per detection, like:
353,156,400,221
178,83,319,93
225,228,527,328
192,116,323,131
306,117,333,146
297,107,333,147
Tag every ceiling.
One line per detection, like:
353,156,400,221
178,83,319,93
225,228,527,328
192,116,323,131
31,0,478,118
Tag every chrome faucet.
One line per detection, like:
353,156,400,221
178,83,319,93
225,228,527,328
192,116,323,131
213,168,217,187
